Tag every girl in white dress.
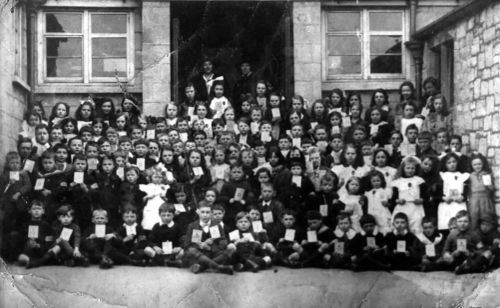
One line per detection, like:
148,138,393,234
364,170,393,234
332,144,370,198
139,167,169,232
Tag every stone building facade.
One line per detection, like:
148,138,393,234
414,0,500,209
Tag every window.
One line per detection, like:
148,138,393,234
324,9,405,80
40,11,134,83
14,4,27,82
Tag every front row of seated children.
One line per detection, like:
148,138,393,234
15,198,500,275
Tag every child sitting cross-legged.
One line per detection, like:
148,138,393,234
298,210,335,268
413,216,445,272
182,203,234,275
324,213,357,269
269,209,305,267
81,208,116,269
350,214,389,271
384,212,419,271
227,212,272,272
144,203,184,267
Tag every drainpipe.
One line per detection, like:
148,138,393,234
405,0,424,99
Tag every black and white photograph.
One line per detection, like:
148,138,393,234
0,0,499,307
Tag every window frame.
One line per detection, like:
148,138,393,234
322,8,407,81
37,9,135,85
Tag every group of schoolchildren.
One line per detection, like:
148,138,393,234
0,65,498,275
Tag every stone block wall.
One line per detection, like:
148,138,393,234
422,1,500,210
0,3,28,169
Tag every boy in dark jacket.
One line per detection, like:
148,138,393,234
385,212,419,270
413,216,445,272
351,214,389,271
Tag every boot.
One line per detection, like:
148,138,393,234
244,259,260,273
165,259,184,268
26,251,54,269
216,265,234,275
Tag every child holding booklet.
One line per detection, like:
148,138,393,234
81,209,116,269
351,214,389,271
468,153,496,230
384,212,419,270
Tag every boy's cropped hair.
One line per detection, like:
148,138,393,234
405,124,419,134
17,136,33,148
158,203,175,214
212,204,225,213
118,136,132,144
197,200,212,209
93,208,108,218
393,212,409,223
261,182,275,191
253,140,264,148
40,150,56,161
122,204,138,215
278,134,292,142
72,153,87,163
56,205,74,217
235,211,250,223
337,212,352,223
35,123,49,132
360,139,374,147
79,126,93,135
281,209,297,218
6,151,21,162
85,141,99,151
29,200,45,210
306,210,322,221
418,131,433,141
421,216,437,226
133,138,148,147
124,165,140,176
230,163,244,170
455,210,469,220
112,150,127,160
330,133,343,140
320,173,339,189
359,214,376,226
237,117,250,125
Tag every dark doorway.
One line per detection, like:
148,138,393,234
171,1,293,103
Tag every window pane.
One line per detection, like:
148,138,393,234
370,55,401,74
369,12,402,31
92,58,126,77
327,12,360,32
46,13,82,33
91,14,127,34
328,56,361,75
47,58,82,77
327,36,361,55
46,37,82,57
92,38,127,57
370,36,402,54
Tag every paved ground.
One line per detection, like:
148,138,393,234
1,259,499,308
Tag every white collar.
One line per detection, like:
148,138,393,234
393,229,408,236
334,227,357,240
161,221,174,228
416,232,443,245
200,220,211,228
360,227,379,236
123,222,137,229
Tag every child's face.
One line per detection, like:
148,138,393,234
36,129,49,144
177,121,188,131
433,98,443,112
421,158,433,173
331,93,341,105
159,211,174,224
50,129,63,142
256,83,266,96
345,147,357,163
393,218,408,232
101,102,113,114
449,138,462,152
175,192,187,203
370,176,382,188
166,105,178,118
291,126,303,137
196,106,207,117
173,142,184,155
406,129,418,142
86,146,99,159
81,131,92,142
8,159,21,171
56,104,67,117
290,165,302,176
374,151,387,167
320,180,334,192
331,138,343,151
80,105,92,119
257,172,270,184
213,85,224,97
448,221,457,232
148,142,160,156
19,142,32,158
289,113,300,125
403,105,415,118
270,95,280,107
212,210,224,223
261,186,273,200
70,140,83,154
28,115,40,127
260,123,272,133
291,99,302,111
101,159,114,174
115,156,125,167
315,129,327,141
198,206,212,222
219,134,232,145
361,222,375,235
156,122,167,131
92,212,108,225
194,134,206,147
119,141,131,152
248,209,260,221
151,174,162,184
347,180,360,194
401,85,412,99
390,134,402,147
159,135,171,147
122,212,137,225
238,122,249,134
479,221,494,234
251,110,262,122
338,218,351,232
93,123,103,136
126,170,139,183
131,129,143,140
205,191,216,203
456,216,469,231
330,115,341,127
29,205,45,220
107,132,118,143
353,129,366,142
116,117,126,129
58,212,73,225
42,158,56,171
189,151,201,166
64,121,75,134
350,105,361,118
307,219,322,230
269,152,280,166
361,145,372,156
370,110,382,124
214,150,224,163
135,144,148,157
236,217,251,231
238,102,251,115
418,138,431,150
162,150,174,164
224,109,235,121
282,214,296,228
230,167,244,181
122,99,134,111
73,159,87,172
185,86,195,100
313,103,325,115
404,163,416,177
278,139,291,150
139,119,147,130
471,158,483,173
445,157,458,172
422,222,436,237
